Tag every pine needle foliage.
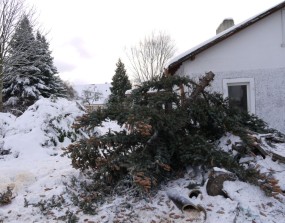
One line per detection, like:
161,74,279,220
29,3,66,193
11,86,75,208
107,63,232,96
3,16,67,113
108,59,131,105
65,74,274,196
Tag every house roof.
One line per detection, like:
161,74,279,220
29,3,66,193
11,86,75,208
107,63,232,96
166,1,285,75
73,83,111,105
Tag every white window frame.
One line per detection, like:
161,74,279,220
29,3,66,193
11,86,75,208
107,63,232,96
222,78,255,114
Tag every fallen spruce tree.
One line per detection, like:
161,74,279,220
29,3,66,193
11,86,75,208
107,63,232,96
64,72,283,205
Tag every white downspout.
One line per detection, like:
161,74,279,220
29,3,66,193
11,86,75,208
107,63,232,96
281,9,285,47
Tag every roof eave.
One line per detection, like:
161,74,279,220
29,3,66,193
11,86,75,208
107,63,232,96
167,1,285,75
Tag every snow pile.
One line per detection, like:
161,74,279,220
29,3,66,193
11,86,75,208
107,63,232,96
224,180,284,222
0,99,285,222
2,97,84,160
0,113,15,138
0,98,84,222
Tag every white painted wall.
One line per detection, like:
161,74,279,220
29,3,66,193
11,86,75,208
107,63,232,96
177,9,285,132
208,68,285,133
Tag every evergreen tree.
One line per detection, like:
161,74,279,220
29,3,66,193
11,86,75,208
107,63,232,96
65,74,276,198
3,16,67,113
62,81,78,100
108,59,131,106
35,31,67,98
3,15,43,112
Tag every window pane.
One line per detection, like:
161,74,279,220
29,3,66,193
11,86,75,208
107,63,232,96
228,85,248,112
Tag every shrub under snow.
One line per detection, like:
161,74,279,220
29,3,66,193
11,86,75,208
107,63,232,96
1,97,84,159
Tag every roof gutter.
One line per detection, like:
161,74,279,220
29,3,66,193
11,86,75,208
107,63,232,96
166,1,285,75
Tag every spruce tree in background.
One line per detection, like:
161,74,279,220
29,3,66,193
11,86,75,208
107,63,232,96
3,15,42,112
108,59,131,106
35,31,56,97
0,0,27,112
35,31,67,98
3,16,66,113
62,81,77,100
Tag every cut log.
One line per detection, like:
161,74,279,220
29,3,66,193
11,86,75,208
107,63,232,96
189,189,202,199
272,152,285,163
167,190,207,220
258,134,285,163
264,135,285,143
253,144,268,158
206,169,236,197
167,190,197,212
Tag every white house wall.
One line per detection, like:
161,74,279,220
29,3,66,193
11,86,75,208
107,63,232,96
176,9,285,132
208,68,285,133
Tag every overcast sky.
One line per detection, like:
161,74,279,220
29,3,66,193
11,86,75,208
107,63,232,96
27,0,284,84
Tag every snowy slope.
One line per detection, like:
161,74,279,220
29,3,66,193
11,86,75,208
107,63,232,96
0,98,285,223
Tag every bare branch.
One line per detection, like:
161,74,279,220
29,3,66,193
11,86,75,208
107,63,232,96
127,31,176,84
0,0,28,111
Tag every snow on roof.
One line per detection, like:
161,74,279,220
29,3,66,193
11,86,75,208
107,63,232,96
125,89,133,95
73,83,111,104
166,1,285,74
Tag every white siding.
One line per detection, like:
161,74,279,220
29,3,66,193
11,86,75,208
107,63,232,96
179,11,285,74
210,68,285,133
176,10,285,132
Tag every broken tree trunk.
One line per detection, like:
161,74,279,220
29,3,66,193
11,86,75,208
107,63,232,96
272,152,285,163
190,71,215,100
255,134,285,163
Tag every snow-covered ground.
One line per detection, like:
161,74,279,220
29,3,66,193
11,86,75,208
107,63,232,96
0,98,285,223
